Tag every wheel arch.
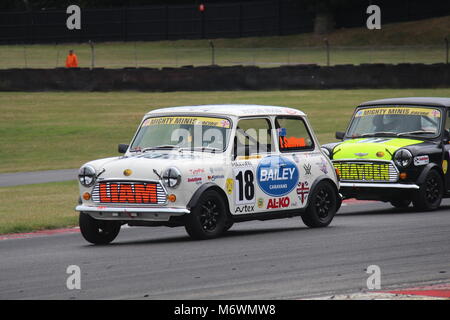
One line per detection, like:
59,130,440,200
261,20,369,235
187,182,232,217
305,175,342,210
417,163,444,185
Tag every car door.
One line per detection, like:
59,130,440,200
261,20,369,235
271,115,326,210
230,117,274,215
443,109,450,191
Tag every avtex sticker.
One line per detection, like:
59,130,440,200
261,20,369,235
256,156,299,197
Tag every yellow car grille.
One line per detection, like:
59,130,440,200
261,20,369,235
333,161,398,182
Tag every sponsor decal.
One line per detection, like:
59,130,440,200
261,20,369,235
413,155,429,166
236,154,263,160
296,181,310,204
267,197,290,209
334,162,390,181
354,107,441,118
232,160,253,167
209,167,225,174
357,138,392,144
256,156,299,197
303,163,312,175
189,168,205,175
142,116,232,128
187,176,202,184
234,167,255,205
283,108,300,115
207,174,225,181
257,198,264,208
235,204,254,214
225,178,234,195
443,160,448,174
316,157,329,174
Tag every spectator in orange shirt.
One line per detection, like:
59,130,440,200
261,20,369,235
65,50,79,68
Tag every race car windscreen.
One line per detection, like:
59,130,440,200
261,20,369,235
130,116,232,152
346,106,442,138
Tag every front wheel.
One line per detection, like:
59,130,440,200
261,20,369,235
184,190,228,240
390,199,411,208
79,212,121,245
302,181,338,228
412,170,443,211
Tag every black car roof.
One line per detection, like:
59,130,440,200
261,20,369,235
359,97,450,108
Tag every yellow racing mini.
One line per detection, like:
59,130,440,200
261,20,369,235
322,97,450,211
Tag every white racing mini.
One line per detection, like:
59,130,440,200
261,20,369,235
76,105,341,244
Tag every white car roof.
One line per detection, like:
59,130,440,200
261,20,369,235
146,104,306,117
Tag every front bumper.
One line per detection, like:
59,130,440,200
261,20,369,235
340,182,419,189
339,182,420,201
75,205,190,221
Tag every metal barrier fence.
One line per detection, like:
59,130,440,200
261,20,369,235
0,42,448,69
1,0,449,44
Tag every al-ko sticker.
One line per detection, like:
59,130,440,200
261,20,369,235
233,166,255,205
256,156,299,197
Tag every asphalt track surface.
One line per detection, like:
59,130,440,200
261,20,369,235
0,169,77,187
1,200,449,300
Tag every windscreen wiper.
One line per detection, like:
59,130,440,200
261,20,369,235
360,132,397,137
141,145,180,152
397,130,436,136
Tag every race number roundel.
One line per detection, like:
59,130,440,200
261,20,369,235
256,156,299,197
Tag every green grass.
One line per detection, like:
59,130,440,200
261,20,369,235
0,181,78,234
0,15,449,68
2,89,450,174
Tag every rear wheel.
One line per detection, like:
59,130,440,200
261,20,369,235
79,212,121,245
302,181,338,228
412,170,443,211
390,199,411,208
185,190,228,240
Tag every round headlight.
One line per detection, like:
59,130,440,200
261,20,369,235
394,149,412,168
321,147,330,158
78,165,96,187
162,167,181,188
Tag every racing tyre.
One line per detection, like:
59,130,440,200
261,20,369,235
302,181,337,228
390,199,411,208
79,212,121,245
412,170,443,211
185,190,227,240
224,220,234,232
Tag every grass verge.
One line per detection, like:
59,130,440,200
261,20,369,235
2,89,450,173
0,181,78,234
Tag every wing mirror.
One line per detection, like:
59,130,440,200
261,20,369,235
335,131,345,140
118,144,129,154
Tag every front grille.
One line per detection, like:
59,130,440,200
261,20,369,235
92,181,167,205
333,161,398,182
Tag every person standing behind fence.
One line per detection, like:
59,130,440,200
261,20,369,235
65,49,79,68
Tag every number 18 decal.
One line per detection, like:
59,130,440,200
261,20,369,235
234,167,255,205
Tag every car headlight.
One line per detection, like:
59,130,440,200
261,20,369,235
162,167,181,188
394,149,412,168
78,165,96,187
321,147,330,158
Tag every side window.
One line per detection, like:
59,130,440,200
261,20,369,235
275,116,314,152
234,118,272,157
445,111,450,132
